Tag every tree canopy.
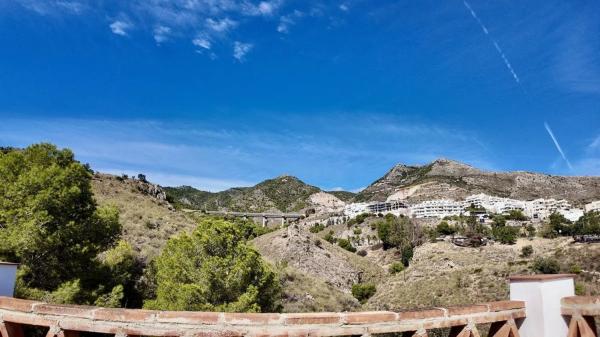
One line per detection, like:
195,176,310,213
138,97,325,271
0,144,126,305
144,218,281,312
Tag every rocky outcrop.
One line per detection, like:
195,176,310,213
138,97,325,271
356,159,600,205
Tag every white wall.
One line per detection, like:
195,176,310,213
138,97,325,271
510,275,574,337
0,264,18,297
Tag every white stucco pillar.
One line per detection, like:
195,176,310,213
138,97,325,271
509,274,575,337
0,262,19,297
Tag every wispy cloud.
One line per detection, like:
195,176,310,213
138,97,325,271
277,10,303,33
110,20,132,36
544,122,573,170
463,1,521,85
233,41,253,61
0,116,492,192
153,26,172,44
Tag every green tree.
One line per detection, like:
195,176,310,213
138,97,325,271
506,210,528,221
436,221,456,236
0,144,122,299
572,211,600,235
547,212,572,236
492,225,519,245
144,218,281,312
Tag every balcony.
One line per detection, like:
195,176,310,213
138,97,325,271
0,273,596,337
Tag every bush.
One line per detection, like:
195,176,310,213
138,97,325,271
569,264,582,274
351,283,376,303
324,230,336,244
520,245,534,258
353,228,362,235
337,239,356,253
356,250,367,257
532,257,560,274
143,218,281,312
436,221,456,236
314,239,322,248
506,210,528,221
388,262,404,274
492,225,519,244
309,223,325,233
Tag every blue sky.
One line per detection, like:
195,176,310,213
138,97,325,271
1,0,599,192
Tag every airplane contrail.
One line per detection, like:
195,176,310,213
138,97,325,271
544,122,573,170
463,1,521,84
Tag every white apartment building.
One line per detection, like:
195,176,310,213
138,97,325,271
464,193,526,214
585,201,600,213
525,198,572,220
410,199,464,219
343,203,369,218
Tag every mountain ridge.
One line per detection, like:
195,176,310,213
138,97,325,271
165,158,600,212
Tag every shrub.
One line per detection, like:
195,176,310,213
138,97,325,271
324,230,336,244
353,228,362,235
337,239,356,253
436,221,456,236
351,283,376,303
506,210,528,221
520,245,534,258
356,249,367,257
569,264,582,274
309,223,325,233
314,239,322,248
532,257,560,274
388,262,404,274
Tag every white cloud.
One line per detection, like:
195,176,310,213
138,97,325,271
339,3,349,12
153,26,172,44
277,10,303,34
233,41,253,61
205,17,237,32
110,20,132,36
16,0,85,15
192,37,212,50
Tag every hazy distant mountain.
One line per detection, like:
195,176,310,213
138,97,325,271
355,158,600,205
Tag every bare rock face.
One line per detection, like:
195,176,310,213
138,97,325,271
308,192,345,213
356,158,600,205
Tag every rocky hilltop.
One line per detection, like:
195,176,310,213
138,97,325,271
355,159,600,205
166,175,347,213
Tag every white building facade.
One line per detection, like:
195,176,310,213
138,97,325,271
410,199,464,218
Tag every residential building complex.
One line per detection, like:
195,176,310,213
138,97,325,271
410,199,464,218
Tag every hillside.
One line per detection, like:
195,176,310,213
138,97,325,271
252,225,385,293
166,175,336,212
355,158,600,205
91,174,197,260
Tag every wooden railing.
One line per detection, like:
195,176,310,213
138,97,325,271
0,297,525,337
562,296,600,337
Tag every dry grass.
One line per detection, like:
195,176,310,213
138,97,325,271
91,174,197,261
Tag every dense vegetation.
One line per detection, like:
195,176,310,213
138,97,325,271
144,218,281,312
375,214,419,266
0,144,136,306
0,143,282,313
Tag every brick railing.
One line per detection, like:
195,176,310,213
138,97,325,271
0,297,525,337
561,296,600,337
